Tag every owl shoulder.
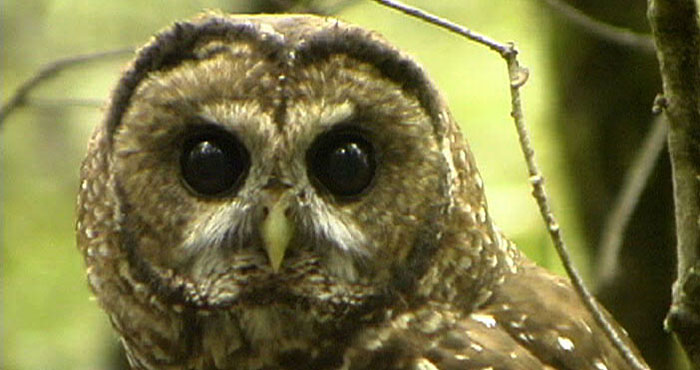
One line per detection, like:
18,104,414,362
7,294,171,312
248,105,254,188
343,263,636,370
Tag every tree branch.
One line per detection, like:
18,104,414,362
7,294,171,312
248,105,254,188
596,116,668,287
0,47,133,128
505,54,648,370
372,0,512,56
542,0,655,53
647,0,700,367
373,1,648,368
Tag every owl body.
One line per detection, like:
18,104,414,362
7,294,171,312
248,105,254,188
77,13,645,369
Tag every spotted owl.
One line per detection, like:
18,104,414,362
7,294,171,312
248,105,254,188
77,12,647,370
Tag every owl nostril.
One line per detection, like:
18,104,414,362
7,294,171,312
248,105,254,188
263,177,293,190
260,177,294,220
260,205,292,220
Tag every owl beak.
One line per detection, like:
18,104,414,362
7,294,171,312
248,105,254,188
261,199,293,273
259,178,294,273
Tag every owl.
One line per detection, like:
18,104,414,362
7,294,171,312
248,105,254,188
77,12,647,370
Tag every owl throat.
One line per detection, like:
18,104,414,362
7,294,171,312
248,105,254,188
185,300,382,368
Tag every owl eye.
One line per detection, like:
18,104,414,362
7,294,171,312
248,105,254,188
180,130,250,197
307,129,376,197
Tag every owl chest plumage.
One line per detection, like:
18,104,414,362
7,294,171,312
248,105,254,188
166,266,636,370
192,306,347,369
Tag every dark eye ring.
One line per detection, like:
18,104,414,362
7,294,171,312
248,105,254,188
180,128,250,197
307,128,377,198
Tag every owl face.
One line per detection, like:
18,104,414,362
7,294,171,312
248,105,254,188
106,14,457,314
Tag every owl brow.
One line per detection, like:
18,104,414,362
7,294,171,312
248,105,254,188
105,17,285,146
294,27,443,129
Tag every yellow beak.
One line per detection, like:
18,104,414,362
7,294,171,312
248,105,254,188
260,199,293,273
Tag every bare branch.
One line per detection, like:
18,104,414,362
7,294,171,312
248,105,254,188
373,1,648,368
647,0,700,366
542,0,655,53
505,55,648,370
27,98,105,109
596,116,669,287
372,0,512,56
0,47,133,127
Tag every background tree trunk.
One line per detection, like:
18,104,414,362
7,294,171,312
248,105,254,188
549,1,676,369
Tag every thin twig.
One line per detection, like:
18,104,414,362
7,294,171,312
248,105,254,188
596,116,669,286
27,98,105,109
505,56,648,370
0,47,133,128
542,0,655,53
372,0,512,56
373,1,648,368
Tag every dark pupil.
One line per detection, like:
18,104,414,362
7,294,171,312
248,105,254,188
309,132,375,197
181,133,248,196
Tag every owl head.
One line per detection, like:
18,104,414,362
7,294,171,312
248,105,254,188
78,12,516,357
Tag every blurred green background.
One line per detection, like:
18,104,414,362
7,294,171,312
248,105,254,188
1,0,687,369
